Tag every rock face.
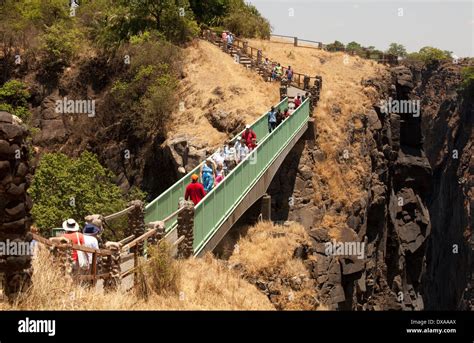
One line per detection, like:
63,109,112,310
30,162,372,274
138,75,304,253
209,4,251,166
269,63,448,310
411,60,473,310
0,112,33,301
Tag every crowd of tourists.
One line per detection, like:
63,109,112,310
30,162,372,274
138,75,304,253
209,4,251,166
184,92,308,206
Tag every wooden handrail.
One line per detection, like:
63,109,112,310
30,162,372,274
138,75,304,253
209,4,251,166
32,233,113,256
103,204,135,221
121,228,160,252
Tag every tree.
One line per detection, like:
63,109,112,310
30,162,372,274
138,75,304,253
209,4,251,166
189,0,228,26
29,151,127,237
386,43,407,57
0,80,30,122
407,46,452,63
326,40,345,52
460,66,474,93
222,0,271,38
124,0,199,44
346,41,364,55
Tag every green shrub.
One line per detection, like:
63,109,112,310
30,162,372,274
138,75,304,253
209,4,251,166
0,80,31,122
407,46,452,63
223,2,271,38
460,66,474,93
386,43,407,57
137,242,180,297
29,151,127,237
106,38,182,137
326,40,345,52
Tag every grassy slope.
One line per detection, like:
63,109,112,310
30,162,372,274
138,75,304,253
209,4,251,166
167,40,279,149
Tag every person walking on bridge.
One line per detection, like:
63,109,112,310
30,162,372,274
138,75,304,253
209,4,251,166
286,66,293,83
267,106,277,133
185,174,206,205
200,158,216,193
294,95,302,109
242,124,257,150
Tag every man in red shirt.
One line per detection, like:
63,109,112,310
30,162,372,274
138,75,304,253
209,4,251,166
242,124,257,150
185,174,206,205
62,218,87,273
294,95,302,108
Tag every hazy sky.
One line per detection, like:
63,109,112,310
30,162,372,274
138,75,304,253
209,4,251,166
248,0,473,57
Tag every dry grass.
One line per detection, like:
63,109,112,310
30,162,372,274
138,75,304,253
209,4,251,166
167,40,279,149
229,221,309,275
2,246,273,310
247,38,389,230
229,221,323,310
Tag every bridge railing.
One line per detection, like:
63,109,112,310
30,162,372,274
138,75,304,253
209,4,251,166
144,98,289,230
193,99,311,254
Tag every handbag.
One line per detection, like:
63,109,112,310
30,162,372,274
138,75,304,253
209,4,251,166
76,232,90,270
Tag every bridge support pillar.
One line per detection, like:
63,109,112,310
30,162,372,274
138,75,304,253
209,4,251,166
305,118,316,141
177,201,194,258
261,194,272,221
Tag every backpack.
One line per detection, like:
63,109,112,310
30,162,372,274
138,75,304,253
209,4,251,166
75,232,90,271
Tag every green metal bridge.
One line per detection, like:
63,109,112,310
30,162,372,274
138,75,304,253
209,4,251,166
144,97,312,256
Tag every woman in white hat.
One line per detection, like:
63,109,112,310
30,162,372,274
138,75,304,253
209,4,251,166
62,218,88,271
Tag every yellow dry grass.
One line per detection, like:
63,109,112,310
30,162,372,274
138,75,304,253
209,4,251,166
2,248,273,311
168,40,279,149
229,221,309,275
247,38,389,230
229,221,323,310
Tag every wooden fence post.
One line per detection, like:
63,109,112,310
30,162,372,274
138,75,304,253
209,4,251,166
103,242,121,292
128,200,145,256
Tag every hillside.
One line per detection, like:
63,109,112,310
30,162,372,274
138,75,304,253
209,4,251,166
167,40,279,149
248,38,390,238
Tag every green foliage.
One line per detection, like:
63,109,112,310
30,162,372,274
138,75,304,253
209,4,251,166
35,21,83,85
460,66,474,93
41,21,82,64
90,0,199,48
346,41,364,55
407,46,452,63
386,43,407,57
223,1,271,38
326,40,345,52
0,80,31,122
136,241,180,298
106,37,181,137
29,151,127,236
189,0,229,26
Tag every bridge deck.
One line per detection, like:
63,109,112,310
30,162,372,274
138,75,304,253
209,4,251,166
144,97,311,255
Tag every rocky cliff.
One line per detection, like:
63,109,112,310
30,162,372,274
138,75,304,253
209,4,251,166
412,60,473,310
269,60,472,310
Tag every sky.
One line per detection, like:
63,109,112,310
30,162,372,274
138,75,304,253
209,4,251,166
248,0,474,57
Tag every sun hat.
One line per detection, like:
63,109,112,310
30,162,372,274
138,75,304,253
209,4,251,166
83,223,101,235
245,124,251,129
62,218,79,232
191,174,199,181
